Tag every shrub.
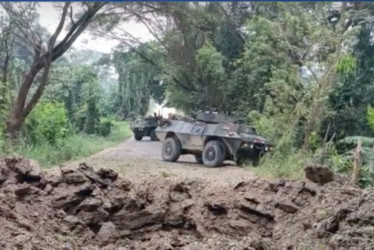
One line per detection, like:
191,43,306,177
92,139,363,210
24,102,70,144
16,121,132,167
97,118,113,136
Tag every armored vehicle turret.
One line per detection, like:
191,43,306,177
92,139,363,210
155,111,274,167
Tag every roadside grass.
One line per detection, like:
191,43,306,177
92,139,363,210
10,121,132,167
246,151,310,180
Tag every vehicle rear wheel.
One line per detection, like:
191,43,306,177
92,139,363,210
161,137,181,162
150,129,158,141
134,133,142,141
202,140,225,167
195,154,203,164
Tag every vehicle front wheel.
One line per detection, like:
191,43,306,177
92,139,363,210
150,129,158,141
134,133,143,141
251,151,263,167
161,137,181,162
202,140,225,167
236,157,248,167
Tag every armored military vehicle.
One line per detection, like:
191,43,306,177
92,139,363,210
155,112,274,167
130,114,162,141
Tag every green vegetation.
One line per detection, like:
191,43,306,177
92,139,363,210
11,122,131,167
0,101,132,166
2,3,374,186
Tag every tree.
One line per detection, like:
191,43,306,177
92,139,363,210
2,2,106,139
113,43,164,118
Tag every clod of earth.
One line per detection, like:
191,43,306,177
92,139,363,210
304,164,334,185
0,156,374,249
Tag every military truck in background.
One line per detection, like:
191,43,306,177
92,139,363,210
130,113,162,141
155,111,274,167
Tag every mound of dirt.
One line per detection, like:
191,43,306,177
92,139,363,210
0,156,374,249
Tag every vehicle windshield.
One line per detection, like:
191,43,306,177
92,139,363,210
238,125,257,135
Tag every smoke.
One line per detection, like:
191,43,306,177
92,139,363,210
146,98,184,118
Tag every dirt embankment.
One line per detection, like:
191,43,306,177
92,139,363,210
0,156,374,249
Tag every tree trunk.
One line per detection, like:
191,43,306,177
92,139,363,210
6,117,23,140
3,2,105,140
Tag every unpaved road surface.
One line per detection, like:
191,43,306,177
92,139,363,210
81,137,255,184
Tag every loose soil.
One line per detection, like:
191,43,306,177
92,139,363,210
1,151,374,249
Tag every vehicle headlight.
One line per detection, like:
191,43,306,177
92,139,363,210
250,144,254,149
265,146,269,151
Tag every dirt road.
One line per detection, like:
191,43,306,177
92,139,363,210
79,136,255,184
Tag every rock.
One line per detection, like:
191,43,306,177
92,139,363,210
302,221,312,230
116,179,132,191
275,201,300,213
238,202,274,221
112,208,165,230
250,239,272,250
75,182,94,196
0,204,16,219
97,168,118,181
52,193,86,210
13,234,31,247
304,164,334,185
108,194,127,212
229,219,252,230
102,200,112,211
63,215,82,229
96,222,118,243
206,203,228,215
78,163,109,188
268,179,286,192
244,195,260,205
63,172,88,184
14,184,33,197
56,209,67,219
43,184,53,194
46,174,61,187
169,183,191,202
77,207,109,226
78,197,102,212
6,157,32,176
26,160,42,182
325,215,340,233
180,199,195,210
62,242,75,250
298,186,317,196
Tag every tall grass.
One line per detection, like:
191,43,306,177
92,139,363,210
247,151,310,180
12,121,132,167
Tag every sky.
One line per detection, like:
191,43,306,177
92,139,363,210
37,2,153,53
37,3,178,116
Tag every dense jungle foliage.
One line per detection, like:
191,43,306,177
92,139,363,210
1,2,374,186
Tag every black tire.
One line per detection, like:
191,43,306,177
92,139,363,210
202,140,225,167
236,157,247,167
252,157,260,167
195,154,203,164
252,151,263,167
161,137,181,162
150,129,158,141
134,133,142,141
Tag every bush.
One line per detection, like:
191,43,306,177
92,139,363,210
15,121,132,167
96,118,113,136
249,149,308,180
24,102,70,144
